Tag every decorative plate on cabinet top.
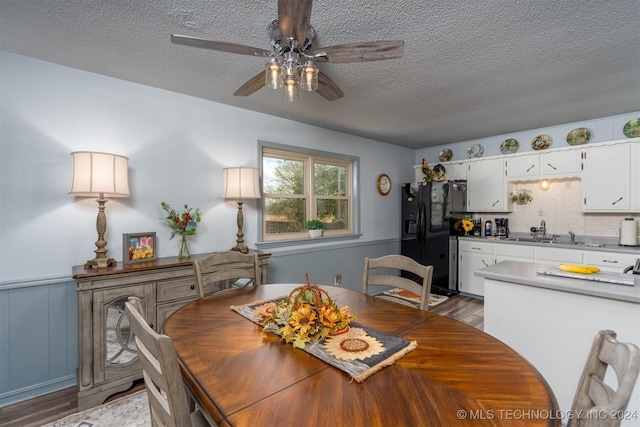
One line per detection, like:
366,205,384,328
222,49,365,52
531,135,552,150
439,149,453,162
566,127,592,145
466,144,484,158
499,138,519,154
623,118,640,138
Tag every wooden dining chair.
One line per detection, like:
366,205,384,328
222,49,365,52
193,251,260,299
568,329,640,427
362,254,434,311
125,297,212,427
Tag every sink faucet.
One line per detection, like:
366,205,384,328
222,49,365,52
569,231,576,244
540,220,546,240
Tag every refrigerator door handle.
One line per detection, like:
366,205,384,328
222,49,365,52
418,203,427,242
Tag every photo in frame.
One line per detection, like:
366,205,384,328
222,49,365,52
122,232,156,264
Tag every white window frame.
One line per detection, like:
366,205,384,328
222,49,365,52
257,142,360,247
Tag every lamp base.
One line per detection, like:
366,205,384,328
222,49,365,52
230,201,249,254
230,244,249,254
84,256,116,269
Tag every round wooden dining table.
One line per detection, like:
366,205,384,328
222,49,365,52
163,284,560,427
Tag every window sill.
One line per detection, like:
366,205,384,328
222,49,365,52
255,233,362,251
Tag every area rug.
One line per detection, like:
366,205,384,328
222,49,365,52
40,390,149,427
382,288,449,307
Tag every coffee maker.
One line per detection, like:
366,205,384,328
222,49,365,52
495,218,509,238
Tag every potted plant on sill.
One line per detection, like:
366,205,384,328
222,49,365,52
305,219,326,238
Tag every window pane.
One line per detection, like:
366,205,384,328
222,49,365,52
314,163,347,196
263,157,304,195
317,199,349,230
264,197,306,233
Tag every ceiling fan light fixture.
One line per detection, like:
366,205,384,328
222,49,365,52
265,58,283,89
300,61,318,91
283,74,299,102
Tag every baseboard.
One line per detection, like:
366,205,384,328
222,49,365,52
0,374,76,408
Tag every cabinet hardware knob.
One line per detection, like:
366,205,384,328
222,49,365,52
547,163,557,170
526,165,535,172
492,200,499,206
611,197,623,205
149,324,154,329
190,285,195,290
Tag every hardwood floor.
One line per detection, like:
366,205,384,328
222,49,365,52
0,293,483,427
430,293,484,330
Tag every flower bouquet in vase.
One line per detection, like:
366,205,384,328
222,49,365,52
160,202,201,259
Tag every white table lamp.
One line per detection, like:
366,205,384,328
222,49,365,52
69,151,130,268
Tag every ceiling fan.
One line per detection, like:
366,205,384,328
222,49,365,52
170,0,405,102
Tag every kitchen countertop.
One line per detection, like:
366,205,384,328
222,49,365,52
475,260,640,303
458,234,640,255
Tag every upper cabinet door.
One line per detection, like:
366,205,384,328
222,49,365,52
539,150,583,177
582,144,632,212
467,158,511,212
505,155,539,180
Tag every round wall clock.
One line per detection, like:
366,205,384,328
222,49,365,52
377,174,391,195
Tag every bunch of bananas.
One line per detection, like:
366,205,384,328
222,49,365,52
558,264,600,274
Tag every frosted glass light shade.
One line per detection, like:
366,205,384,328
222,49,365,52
223,167,261,200
69,151,130,197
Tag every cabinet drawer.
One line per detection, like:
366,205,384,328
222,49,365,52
535,247,583,264
495,243,534,258
156,278,197,303
459,240,494,254
584,251,639,272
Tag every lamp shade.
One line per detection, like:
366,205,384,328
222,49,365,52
69,151,130,197
223,167,261,200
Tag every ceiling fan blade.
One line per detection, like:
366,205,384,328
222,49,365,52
233,71,266,97
171,34,271,57
316,71,344,101
312,41,405,63
278,0,312,45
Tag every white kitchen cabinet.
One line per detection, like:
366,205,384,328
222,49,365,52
441,161,468,181
505,155,539,180
539,149,582,177
495,243,534,263
535,246,583,266
458,240,495,296
633,143,640,211
583,250,639,274
467,158,511,212
506,149,582,181
582,144,632,212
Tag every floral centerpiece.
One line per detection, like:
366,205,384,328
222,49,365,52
254,275,356,349
461,218,475,236
160,202,201,259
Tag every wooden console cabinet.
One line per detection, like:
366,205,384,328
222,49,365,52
72,251,270,411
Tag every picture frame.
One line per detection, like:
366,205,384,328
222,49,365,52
122,232,156,264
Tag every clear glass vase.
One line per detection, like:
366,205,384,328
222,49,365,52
178,235,190,260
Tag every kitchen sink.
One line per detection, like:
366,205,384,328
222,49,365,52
504,237,591,245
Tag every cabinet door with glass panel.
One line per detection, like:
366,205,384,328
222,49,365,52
262,146,355,241
92,284,153,384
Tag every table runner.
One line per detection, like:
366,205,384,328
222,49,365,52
231,297,417,383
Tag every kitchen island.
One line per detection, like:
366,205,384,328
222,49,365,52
476,261,640,427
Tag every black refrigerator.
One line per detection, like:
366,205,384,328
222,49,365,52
401,180,469,294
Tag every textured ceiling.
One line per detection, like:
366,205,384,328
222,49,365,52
1,0,639,148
